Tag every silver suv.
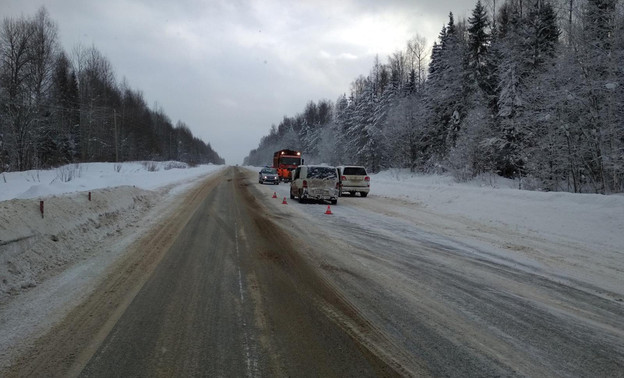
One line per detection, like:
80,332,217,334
290,165,339,204
258,167,279,185
337,166,370,197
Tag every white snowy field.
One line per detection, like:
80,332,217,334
359,170,623,300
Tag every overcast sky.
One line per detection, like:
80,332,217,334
2,0,476,164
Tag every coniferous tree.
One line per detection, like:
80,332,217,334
425,13,468,164
522,1,560,71
568,0,621,192
468,0,499,112
245,0,624,193
467,1,491,87
49,51,80,164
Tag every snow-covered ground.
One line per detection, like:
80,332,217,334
2,163,623,304
0,162,223,366
370,170,624,257
1,161,223,299
0,161,220,202
1,163,623,367
253,166,624,300
368,170,623,298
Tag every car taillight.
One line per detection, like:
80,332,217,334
302,180,307,188
341,176,346,181
336,182,340,189
364,176,370,182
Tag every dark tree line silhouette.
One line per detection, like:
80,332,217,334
0,8,224,173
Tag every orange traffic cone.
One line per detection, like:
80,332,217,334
282,197,288,204
325,205,333,215
272,192,277,198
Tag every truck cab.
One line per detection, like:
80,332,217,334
273,149,303,182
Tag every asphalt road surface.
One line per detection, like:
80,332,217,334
77,167,395,377
4,166,624,377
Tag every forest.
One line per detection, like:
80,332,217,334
0,8,224,173
244,0,623,194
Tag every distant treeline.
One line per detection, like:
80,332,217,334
0,7,224,173
245,0,623,194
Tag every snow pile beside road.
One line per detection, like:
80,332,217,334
0,162,222,303
0,186,154,303
370,170,624,254
0,161,220,202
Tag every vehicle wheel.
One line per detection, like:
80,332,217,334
331,199,337,205
290,190,294,200
360,192,368,197
275,182,279,185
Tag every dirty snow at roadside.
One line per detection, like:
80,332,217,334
253,165,624,254
1,162,223,367
1,161,223,302
258,166,624,299
369,171,624,298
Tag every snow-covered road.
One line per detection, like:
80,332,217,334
255,171,624,376
263,169,624,300
1,163,623,375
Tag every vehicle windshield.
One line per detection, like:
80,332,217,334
343,167,367,175
261,168,277,174
279,157,301,166
308,167,337,180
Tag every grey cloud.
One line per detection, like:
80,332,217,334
2,0,478,164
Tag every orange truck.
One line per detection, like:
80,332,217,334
273,149,303,182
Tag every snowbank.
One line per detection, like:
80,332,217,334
0,186,154,303
0,162,223,303
369,170,624,253
0,162,220,202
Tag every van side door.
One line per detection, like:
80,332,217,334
290,167,301,197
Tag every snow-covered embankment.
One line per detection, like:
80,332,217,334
0,162,222,304
0,186,154,303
